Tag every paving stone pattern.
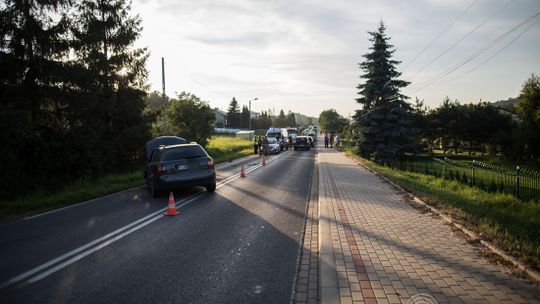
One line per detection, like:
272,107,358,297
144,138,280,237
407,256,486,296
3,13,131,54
318,148,540,304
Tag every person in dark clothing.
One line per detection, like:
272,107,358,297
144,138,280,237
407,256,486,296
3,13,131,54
253,136,259,155
330,133,334,148
324,133,329,148
261,136,269,157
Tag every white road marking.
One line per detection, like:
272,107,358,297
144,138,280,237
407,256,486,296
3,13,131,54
1,151,290,288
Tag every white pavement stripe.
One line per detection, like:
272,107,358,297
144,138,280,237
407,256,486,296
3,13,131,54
23,191,208,286
2,151,289,288
24,215,163,285
0,192,199,289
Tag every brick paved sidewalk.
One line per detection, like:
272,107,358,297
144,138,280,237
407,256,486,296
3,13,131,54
318,147,540,304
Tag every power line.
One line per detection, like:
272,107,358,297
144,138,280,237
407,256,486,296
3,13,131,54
401,0,479,72
405,0,514,82
440,15,539,84
182,74,232,99
408,10,540,94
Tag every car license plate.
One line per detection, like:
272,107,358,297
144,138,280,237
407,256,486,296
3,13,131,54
177,165,187,170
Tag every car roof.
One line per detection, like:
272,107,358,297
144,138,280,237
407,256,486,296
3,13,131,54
145,136,187,161
160,143,201,150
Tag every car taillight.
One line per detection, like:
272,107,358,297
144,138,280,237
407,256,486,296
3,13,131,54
156,164,166,176
207,158,214,169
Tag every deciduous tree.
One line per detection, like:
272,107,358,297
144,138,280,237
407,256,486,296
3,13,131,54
319,109,348,134
516,74,540,159
167,92,215,147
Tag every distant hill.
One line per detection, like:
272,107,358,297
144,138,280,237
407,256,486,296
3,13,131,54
294,113,319,126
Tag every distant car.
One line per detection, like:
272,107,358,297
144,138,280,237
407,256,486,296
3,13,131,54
145,143,216,198
294,136,310,151
267,137,281,154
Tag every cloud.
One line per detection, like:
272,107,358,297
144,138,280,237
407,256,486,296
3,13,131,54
133,0,540,116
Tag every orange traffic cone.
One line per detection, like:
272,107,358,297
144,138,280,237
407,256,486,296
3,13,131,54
240,165,246,178
164,192,181,216
262,156,266,166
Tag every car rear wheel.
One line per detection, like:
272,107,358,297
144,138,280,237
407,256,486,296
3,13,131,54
205,182,216,192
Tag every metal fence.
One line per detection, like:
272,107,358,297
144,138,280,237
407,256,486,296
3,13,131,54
400,155,540,202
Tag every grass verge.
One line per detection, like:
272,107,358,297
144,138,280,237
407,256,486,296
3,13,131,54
0,171,144,223
0,136,253,222
341,146,540,271
206,135,253,164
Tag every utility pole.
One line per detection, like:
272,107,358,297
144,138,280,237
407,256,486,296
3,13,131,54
162,57,168,133
162,57,166,100
248,98,258,131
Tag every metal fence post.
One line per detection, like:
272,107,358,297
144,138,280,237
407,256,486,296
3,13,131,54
471,160,475,186
516,166,520,199
444,157,447,178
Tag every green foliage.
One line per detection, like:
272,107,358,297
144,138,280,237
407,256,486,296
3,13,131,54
0,170,144,222
0,0,150,200
355,21,417,165
461,172,468,185
226,97,241,128
516,74,540,159
274,109,287,127
166,92,216,147
319,109,348,133
286,111,296,127
241,105,250,129
251,110,272,129
356,22,409,110
419,97,517,158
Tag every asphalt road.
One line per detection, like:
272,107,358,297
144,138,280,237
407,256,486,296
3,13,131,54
0,147,316,304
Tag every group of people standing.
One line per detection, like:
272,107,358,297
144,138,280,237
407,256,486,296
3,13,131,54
323,133,340,148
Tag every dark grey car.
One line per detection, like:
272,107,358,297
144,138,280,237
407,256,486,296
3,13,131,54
145,143,216,198
294,136,310,151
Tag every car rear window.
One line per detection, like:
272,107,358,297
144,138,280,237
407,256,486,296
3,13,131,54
162,146,206,161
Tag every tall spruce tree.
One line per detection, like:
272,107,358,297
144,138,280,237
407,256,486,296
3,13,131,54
0,0,73,198
241,105,250,129
226,97,241,128
71,0,149,170
355,21,416,164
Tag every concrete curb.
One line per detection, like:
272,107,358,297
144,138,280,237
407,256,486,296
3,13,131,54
290,148,319,304
318,153,340,304
342,152,540,285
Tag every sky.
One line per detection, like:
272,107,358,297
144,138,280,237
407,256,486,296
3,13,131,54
131,0,540,118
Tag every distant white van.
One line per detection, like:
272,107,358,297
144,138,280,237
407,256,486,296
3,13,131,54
266,127,287,140
266,128,289,150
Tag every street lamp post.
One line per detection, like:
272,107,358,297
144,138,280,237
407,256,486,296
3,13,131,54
248,97,258,131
